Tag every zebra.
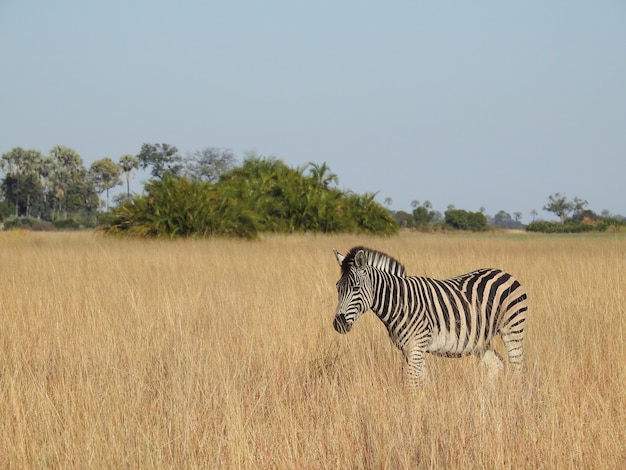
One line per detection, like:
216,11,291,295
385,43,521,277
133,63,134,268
332,246,528,387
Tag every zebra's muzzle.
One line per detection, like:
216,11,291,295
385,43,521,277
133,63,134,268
333,314,352,334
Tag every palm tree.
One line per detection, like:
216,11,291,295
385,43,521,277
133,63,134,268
119,154,139,199
307,162,338,189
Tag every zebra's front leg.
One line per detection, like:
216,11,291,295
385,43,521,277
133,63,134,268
403,343,429,389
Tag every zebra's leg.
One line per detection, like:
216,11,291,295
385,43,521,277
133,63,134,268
481,349,504,381
404,344,428,388
501,329,525,373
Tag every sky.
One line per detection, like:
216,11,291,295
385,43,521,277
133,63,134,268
1,1,625,221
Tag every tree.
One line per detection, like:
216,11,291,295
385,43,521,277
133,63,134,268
119,154,139,199
543,193,575,223
530,209,538,221
89,158,122,210
571,197,589,220
492,210,523,229
444,209,489,231
49,145,92,219
136,143,182,179
1,173,44,217
412,201,435,227
185,147,237,182
1,147,45,217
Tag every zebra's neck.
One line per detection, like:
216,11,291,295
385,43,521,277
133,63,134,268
369,270,410,330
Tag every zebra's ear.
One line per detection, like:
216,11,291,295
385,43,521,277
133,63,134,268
355,250,367,269
333,248,345,266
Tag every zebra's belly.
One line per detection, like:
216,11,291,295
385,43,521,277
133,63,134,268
426,329,480,356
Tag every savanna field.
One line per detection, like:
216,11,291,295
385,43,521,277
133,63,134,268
0,231,624,469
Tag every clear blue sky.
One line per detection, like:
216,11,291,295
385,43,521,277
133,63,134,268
1,1,625,220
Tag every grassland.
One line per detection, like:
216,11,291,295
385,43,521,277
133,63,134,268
0,230,624,469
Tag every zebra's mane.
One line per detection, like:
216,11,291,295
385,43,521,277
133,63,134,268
341,246,407,277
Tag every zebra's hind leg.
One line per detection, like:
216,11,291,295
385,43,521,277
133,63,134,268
501,328,525,373
481,349,504,381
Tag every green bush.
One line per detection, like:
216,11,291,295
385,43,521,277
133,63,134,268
526,220,599,233
444,209,489,232
100,159,399,238
3,217,54,231
52,218,81,230
101,176,260,239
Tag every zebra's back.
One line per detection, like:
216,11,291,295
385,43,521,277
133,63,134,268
407,268,528,357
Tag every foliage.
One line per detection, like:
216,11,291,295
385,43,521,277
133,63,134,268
526,193,625,233
526,218,626,233
101,158,399,238
137,143,182,179
2,216,54,231
393,200,440,230
491,210,523,229
444,209,489,232
1,173,45,217
217,157,397,235
0,200,12,221
89,157,122,210
412,205,436,228
186,147,237,182
119,154,140,199
543,193,588,224
101,175,260,239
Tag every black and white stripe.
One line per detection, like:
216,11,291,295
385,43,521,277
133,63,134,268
333,246,528,386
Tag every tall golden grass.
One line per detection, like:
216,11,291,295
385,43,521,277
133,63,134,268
0,230,624,468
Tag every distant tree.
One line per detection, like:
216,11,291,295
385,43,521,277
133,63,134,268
530,209,538,221
412,201,436,227
38,156,55,215
493,210,512,228
1,173,44,218
444,209,489,231
384,197,393,207
492,210,523,229
543,193,575,223
49,145,96,219
571,197,589,220
137,143,182,179
394,210,414,228
186,147,237,182
89,158,122,210
514,212,523,224
119,154,140,199
1,147,44,216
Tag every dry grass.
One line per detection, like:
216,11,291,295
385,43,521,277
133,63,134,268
0,230,625,469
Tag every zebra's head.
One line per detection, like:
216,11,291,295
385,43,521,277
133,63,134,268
332,247,375,334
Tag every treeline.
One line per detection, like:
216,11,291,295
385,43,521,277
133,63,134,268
393,195,626,233
2,144,625,236
0,144,398,237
